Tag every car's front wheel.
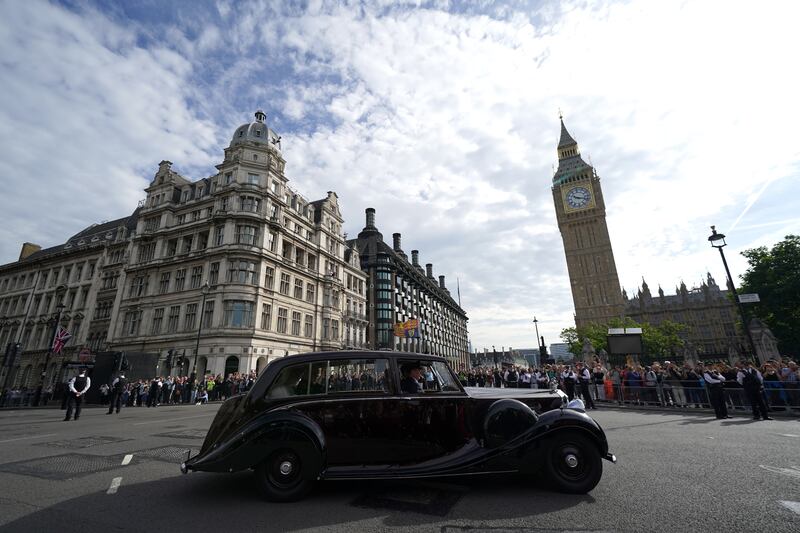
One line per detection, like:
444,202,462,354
543,432,602,494
254,448,315,502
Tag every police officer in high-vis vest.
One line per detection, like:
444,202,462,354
64,367,91,421
107,372,127,415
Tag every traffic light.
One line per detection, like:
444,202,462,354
166,349,174,368
120,354,130,371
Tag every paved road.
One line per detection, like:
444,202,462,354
0,404,798,532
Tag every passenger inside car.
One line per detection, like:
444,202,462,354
400,362,424,393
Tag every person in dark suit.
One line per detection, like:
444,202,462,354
737,360,773,420
400,363,423,394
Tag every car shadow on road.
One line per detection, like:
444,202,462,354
1,469,593,532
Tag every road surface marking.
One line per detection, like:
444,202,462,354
132,413,214,426
107,477,123,494
0,433,57,444
760,465,800,479
778,434,799,438
121,454,133,465
779,501,800,516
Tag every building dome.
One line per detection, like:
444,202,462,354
229,110,282,151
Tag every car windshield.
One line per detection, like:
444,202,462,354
432,361,462,392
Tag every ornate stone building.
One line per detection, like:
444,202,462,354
624,274,746,359
552,118,624,328
350,208,469,370
0,111,368,389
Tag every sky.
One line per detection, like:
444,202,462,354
1,0,799,352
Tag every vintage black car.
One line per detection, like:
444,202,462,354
182,351,616,501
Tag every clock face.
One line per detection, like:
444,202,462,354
565,186,591,209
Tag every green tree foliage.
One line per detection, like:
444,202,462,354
560,317,686,359
739,234,800,357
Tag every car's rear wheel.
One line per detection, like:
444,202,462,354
543,432,602,494
254,448,315,502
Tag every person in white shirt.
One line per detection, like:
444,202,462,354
703,365,731,419
64,368,91,421
576,362,596,409
736,360,772,420
561,366,577,400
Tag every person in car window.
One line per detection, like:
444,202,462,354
401,363,424,394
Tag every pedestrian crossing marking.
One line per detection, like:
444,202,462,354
779,501,800,516
760,465,800,479
121,454,133,465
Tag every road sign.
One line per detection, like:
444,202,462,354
739,293,760,303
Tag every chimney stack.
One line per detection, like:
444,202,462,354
439,275,446,289
426,263,433,278
365,207,376,228
411,250,419,266
392,233,402,252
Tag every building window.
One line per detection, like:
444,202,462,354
166,239,178,257
279,273,290,295
184,303,198,331
305,283,315,303
236,225,258,245
214,226,224,246
209,262,219,285
167,305,181,332
182,235,193,253
137,243,155,263
294,279,303,299
159,273,170,294
261,304,272,330
277,307,288,333
332,320,339,341
264,267,274,290
267,232,277,252
122,310,142,336
197,231,209,250
240,196,261,213
129,275,147,298
224,300,254,328
291,311,301,335
247,173,259,185
190,266,203,288
225,172,233,184
202,301,214,328
175,269,186,291
151,308,164,334
304,315,313,338
323,318,330,339
227,260,258,284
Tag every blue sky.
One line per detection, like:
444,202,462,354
1,0,799,350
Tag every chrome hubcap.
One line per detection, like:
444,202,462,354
564,454,579,468
279,461,293,475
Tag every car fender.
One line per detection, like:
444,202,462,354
186,411,326,478
483,398,539,449
524,408,610,467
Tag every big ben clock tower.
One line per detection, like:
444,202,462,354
552,117,624,328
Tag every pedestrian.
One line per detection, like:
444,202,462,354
576,362,595,409
703,365,731,419
561,366,577,400
737,360,773,421
107,372,128,415
64,367,91,421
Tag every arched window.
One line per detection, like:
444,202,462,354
224,356,239,377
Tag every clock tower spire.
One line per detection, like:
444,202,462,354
552,117,624,329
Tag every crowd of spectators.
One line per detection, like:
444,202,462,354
460,357,800,413
98,371,259,407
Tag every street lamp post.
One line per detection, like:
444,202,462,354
532,317,541,366
708,226,758,361
190,282,211,387
33,285,67,406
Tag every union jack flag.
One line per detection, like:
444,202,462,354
52,326,72,354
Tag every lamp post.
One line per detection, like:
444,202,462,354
708,226,758,361
33,285,67,406
532,317,542,367
190,282,211,387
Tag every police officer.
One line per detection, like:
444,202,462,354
561,366,577,400
107,372,127,415
576,362,596,409
703,365,731,419
64,367,91,421
736,360,773,421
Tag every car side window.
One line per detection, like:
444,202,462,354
327,359,389,393
266,363,311,398
398,360,461,394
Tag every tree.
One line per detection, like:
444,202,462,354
739,234,800,357
560,317,686,360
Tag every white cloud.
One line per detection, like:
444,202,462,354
2,0,799,352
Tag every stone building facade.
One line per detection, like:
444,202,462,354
552,118,624,328
350,208,469,370
0,111,369,389
624,275,747,359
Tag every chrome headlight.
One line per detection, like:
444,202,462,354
567,398,585,410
